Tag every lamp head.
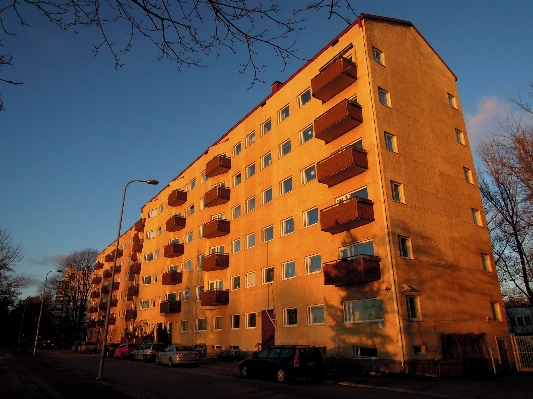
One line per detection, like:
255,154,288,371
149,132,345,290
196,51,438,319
145,180,159,185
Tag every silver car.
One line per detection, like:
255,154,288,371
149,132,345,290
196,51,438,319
155,345,200,367
131,343,166,362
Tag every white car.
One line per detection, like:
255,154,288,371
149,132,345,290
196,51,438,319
131,343,166,362
156,345,200,367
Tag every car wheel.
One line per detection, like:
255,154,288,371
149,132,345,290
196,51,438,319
240,365,250,378
168,358,173,368
277,369,288,383
155,356,160,365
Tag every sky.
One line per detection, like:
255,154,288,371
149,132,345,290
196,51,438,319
1,0,532,299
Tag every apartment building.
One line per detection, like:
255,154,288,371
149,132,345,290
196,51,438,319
89,14,512,372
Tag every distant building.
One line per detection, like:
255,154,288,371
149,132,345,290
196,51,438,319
506,306,533,335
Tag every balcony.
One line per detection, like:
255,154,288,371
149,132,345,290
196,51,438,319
320,197,374,234
105,249,123,262
316,145,368,187
127,285,139,297
166,215,186,232
108,318,116,325
203,219,230,239
92,276,102,285
103,269,112,278
162,271,183,285
97,320,105,327
206,154,231,178
314,99,363,143
89,306,99,313
168,189,188,207
160,301,182,314
87,320,96,328
102,282,120,294
164,242,185,258
125,310,137,321
130,252,139,262
204,186,230,207
202,253,229,272
127,295,134,302
131,240,143,253
94,261,104,270
134,218,145,232
99,299,118,310
129,263,141,275
90,290,100,298
311,57,358,102
323,255,381,286
201,290,229,306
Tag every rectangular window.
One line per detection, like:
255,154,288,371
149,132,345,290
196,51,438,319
372,47,384,65
298,88,312,108
201,170,208,183
481,253,492,272
246,313,257,328
210,245,224,254
262,225,273,243
233,172,242,187
183,288,190,301
280,177,293,195
231,275,240,290
281,217,294,236
261,119,271,136
307,305,325,325
181,320,188,332
211,212,224,221
262,266,274,284
378,87,390,107
340,240,374,258
143,276,151,285
154,273,158,283
517,317,523,326
141,300,150,309
233,142,242,156
278,104,290,122
246,163,256,179
198,225,203,239
279,139,291,158
302,165,316,184
456,129,466,145
146,230,155,239
189,178,196,190
354,346,378,358
196,318,207,331
391,181,405,203
303,207,319,227
282,261,296,279
200,197,205,210
213,316,223,331
232,239,240,254
261,152,272,169
208,279,223,291
305,254,322,274
464,167,473,184
384,132,397,152
144,253,153,262
148,209,157,218
336,187,368,203
245,271,256,288
491,302,502,321
155,249,160,259
398,236,412,258
448,93,457,108
245,233,255,249
231,314,240,329
472,209,483,226
167,292,178,302
188,204,195,216
196,286,204,301
246,131,256,147
262,187,273,204
246,197,256,213
413,345,426,355
186,231,193,243
406,296,421,320
283,308,298,326
232,204,241,219
300,125,314,144
344,298,384,323
184,259,192,271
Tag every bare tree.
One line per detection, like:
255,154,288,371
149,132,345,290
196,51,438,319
0,226,27,317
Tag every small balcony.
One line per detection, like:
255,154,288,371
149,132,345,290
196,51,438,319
164,242,185,258
168,189,188,207
127,295,134,302
94,261,104,270
131,240,143,253
203,219,230,239
201,290,229,306
104,266,121,277
129,263,141,275
127,285,139,297
311,57,358,102
316,145,368,187
90,290,100,299
89,306,99,313
162,271,183,285
314,99,363,143
323,255,381,286
166,215,186,232
160,301,182,314
92,276,102,285
130,252,139,262
97,319,105,327
134,218,145,232
125,309,137,321
202,253,229,272
105,249,123,262
108,318,116,326
102,282,120,294
87,320,97,328
320,197,374,234
206,154,231,178
99,299,118,310
204,186,231,207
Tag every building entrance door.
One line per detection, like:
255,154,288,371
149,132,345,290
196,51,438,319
261,309,275,349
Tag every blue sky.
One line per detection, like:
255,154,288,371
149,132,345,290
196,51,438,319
1,0,532,298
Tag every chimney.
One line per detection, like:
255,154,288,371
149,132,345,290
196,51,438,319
271,81,283,94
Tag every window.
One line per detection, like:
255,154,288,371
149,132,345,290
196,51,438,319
186,231,193,242
301,165,316,184
246,163,256,179
464,167,474,184
196,318,207,331
233,172,242,187
231,314,240,329
245,313,257,328
261,119,271,136
211,212,225,221
262,187,273,204
245,233,255,249
456,129,466,145
144,253,153,262
154,273,158,283
232,205,241,219
141,300,150,309
233,142,242,156
517,317,524,326
155,249,160,259
413,345,426,355
336,187,368,203
391,181,405,203
189,178,196,190
183,288,190,301
278,104,290,122
167,292,178,302
298,127,314,148
448,93,457,108
280,177,293,195
481,253,492,272
262,225,274,243
181,320,188,332
282,261,296,279
354,346,378,358
378,87,390,107
281,217,294,236
208,280,223,291
193,286,203,302
246,197,256,213
157,226,162,235
231,275,241,290
245,271,256,288
340,240,374,258
188,204,195,216
305,254,322,274
279,139,291,158
283,308,297,326
213,316,223,330
142,276,151,285
344,298,384,323
232,239,241,254
406,296,421,320
472,209,483,226
384,132,397,152
491,302,502,321
148,209,157,218
201,170,208,183
298,88,311,108
262,267,274,284
146,230,155,239
261,152,272,169
198,225,203,239
303,207,319,227
210,245,224,254
184,259,192,271
307,305,325,325
372,47,384,65
197,253,205,270
398,236,412,258
246,131,255,147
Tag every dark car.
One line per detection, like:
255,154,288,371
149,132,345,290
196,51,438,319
104,343,120,358
239,346,325,382
41,340,57,350
71,341,84,352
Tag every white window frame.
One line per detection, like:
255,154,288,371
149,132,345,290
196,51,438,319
189,178,196,190
391,181,405,203
213,316,223,331
281,217,295,236
464,167,474,184
261,119,271,136
196,286,204,301
280,177,293,196
343,298,384,323
195,318,207,331
246,197,256,213
283,308,298,327
261,225,273,243
232,239,241,254
301,164,316,185
378,87,391,107
245,271,256,288
299,125,314,144
246,131,256,147
233,172,242,187
384,132,397,153
298,88,311,108
398,236,412,258
372,47,384,65
246,162,256,179
406,295,422,320
233,142,242,156
231,314,240,329
232,204,241,220
481,253,492,272
305,254,322,274
231,275,241,290
307,305,325,325
245,233,255,249
262,266,274,284
181,320,188,332
303,207,319,228
472,209,483,226
278,104,290,123
282,260,296,280
456,129,466,145
245,312,257,329
279,139,291,158
261,152,272,169
262,187,273,204
197,253,205,270
448,93,457,108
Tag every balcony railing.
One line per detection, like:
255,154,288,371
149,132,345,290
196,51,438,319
99,299,118,310
134,218,145,232
202,253,230,272
105,249,123,262
102,282,120,294
90,290,100,298
92,276,102,285
316,145,368,187
104,266,121,278
130,252,139,262
314,99,363,143
201,289,229,306
162,271,183,285
131,240,143,253
125,310,137,321
94,261,104,270
160,301,182,314
127,295,134,302
203,219,231,239
164,243,185,258
129,263,141,275
89,306,99,313
323,255,381,286
311,57,358,102
320,197,374,234
166,215,186,232
168,189,188,207
108,318,116,326
97,320,105,327
204,186,231,207
206,154,231,178
127,285,139,297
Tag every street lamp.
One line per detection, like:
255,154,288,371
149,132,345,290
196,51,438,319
33,270,60,356
97,179,158,380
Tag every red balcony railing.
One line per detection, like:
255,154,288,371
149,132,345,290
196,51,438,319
99,299,118,310
102,282,120,294
160,301,182,314
162,271,183,285
105,249,123,262
125,309,137,321
206,154,231,178
90,290,100,298
92,276,102,285
166,215,186,232
203,219,230,239
316,145,368,187
104,266,121,279
323,255,381,286
320,197,374,234
130,252,139,262
168,189,188,207
311,57,358,102
131,240,143,253
202,253,230,272
204,186,231,207
127,285,139,297
314,99,363,143
129,263,141,275
127,295,134,302
134,218,145,232
201,289,229,306
89,306,99,313
164,243,185,258
94,261,104,270
97,319,105,327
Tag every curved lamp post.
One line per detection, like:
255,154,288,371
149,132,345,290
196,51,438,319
33,270,60,356
97,179,158,380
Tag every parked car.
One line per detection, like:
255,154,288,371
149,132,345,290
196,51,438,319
41,340,57,349
155,345,199,367
131,343,166,362
71,341,84,352
114,343,139,359
239,346,325,382
80,342,98,354
104,343,120,358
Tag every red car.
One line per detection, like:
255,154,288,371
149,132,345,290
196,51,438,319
114,343,139,359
